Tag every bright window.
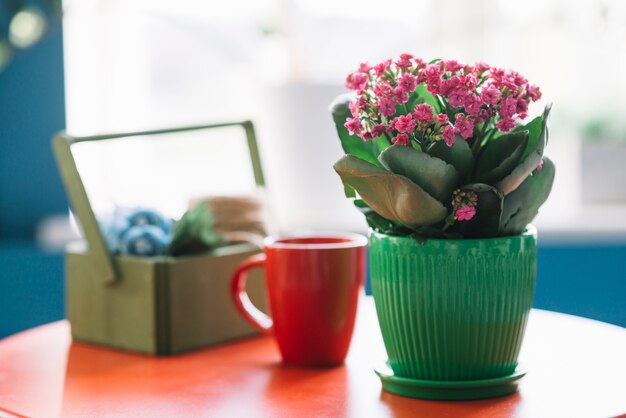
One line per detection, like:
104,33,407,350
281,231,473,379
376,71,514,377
63,0,626,235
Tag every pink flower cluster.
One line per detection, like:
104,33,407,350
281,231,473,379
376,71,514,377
451,190,478,222
343,54,542,148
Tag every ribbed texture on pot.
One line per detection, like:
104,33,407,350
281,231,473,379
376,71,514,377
369,228,537,381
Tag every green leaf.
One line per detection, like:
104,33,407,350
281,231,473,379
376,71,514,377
450,183,504,238
436,95,451,117
406,85,441,115
169,202,224,256
496,103,552,195
330,94,390,167
334,155,447,228
427,138,475,181
513,115,542,160
409,226,452,241
343,183,356,198
473,130,529,184
378,144,459,202
354,199,412,235
406,92,423,113
500,157,555,236
415,84,440,112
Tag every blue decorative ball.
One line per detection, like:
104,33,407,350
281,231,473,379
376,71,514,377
99,211,130,253
119,225,169,257
126,209,173,235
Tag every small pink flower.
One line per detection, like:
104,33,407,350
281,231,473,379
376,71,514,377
416,71,427,84
455,205,476,221
396,53,414,69
499,96,518,118
440,76,460,95
349,97,366,117
500,74,519,92
459,74,478,90
442,125,456,147
374,59,392,77
444,59,463,72
464,94,483,116
413,103,434,122
371,124,386,138
496,117,516,132
424,64,443,81
345,73,368,91
490,67,505,82
526,84,542,101
454,114,474,139
481,85,501,105
475,62,490,74
398,73,417,93
344,117,362,135
427,77,442,95
393,87,409,104
379,97,397,117
436,113,449,125
448,87,469,108
349,102,360,118
392,115,416,133
510,71,527,87
537,159,544,172
358,62,371,73
393,133,410,146
516,96,529,114
373,82,392,97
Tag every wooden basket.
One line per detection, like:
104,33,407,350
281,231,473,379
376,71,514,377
53,121,267,355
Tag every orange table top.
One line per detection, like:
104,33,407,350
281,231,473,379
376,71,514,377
0,298,625,418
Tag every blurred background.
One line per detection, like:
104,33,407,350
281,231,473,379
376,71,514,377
1,0,624,337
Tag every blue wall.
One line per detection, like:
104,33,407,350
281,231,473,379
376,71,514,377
535,243,626,327
0,27,66,338
0,238,63,337
0,30,67,236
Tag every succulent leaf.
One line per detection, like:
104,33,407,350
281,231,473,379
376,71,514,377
334,155,447,227
353,199,412,235
515,115,542,160
496,103,552,195
473,130,529,184
427,138,475,180
330,94,390,167
500,157,555,236
379,144,459,202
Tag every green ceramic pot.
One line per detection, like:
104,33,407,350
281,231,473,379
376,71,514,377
369,226,537,382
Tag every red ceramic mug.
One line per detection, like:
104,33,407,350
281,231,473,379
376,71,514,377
231,233,367,367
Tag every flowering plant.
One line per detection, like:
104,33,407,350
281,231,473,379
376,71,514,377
331,55,555,238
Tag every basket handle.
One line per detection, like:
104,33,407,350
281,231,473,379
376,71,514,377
53,133,119,285
52,121,266,286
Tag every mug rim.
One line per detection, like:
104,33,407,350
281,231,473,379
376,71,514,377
264,232,368,250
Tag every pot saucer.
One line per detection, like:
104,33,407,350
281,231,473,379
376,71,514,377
374,362,526,401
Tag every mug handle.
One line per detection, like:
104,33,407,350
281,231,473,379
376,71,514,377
231,253,273,335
